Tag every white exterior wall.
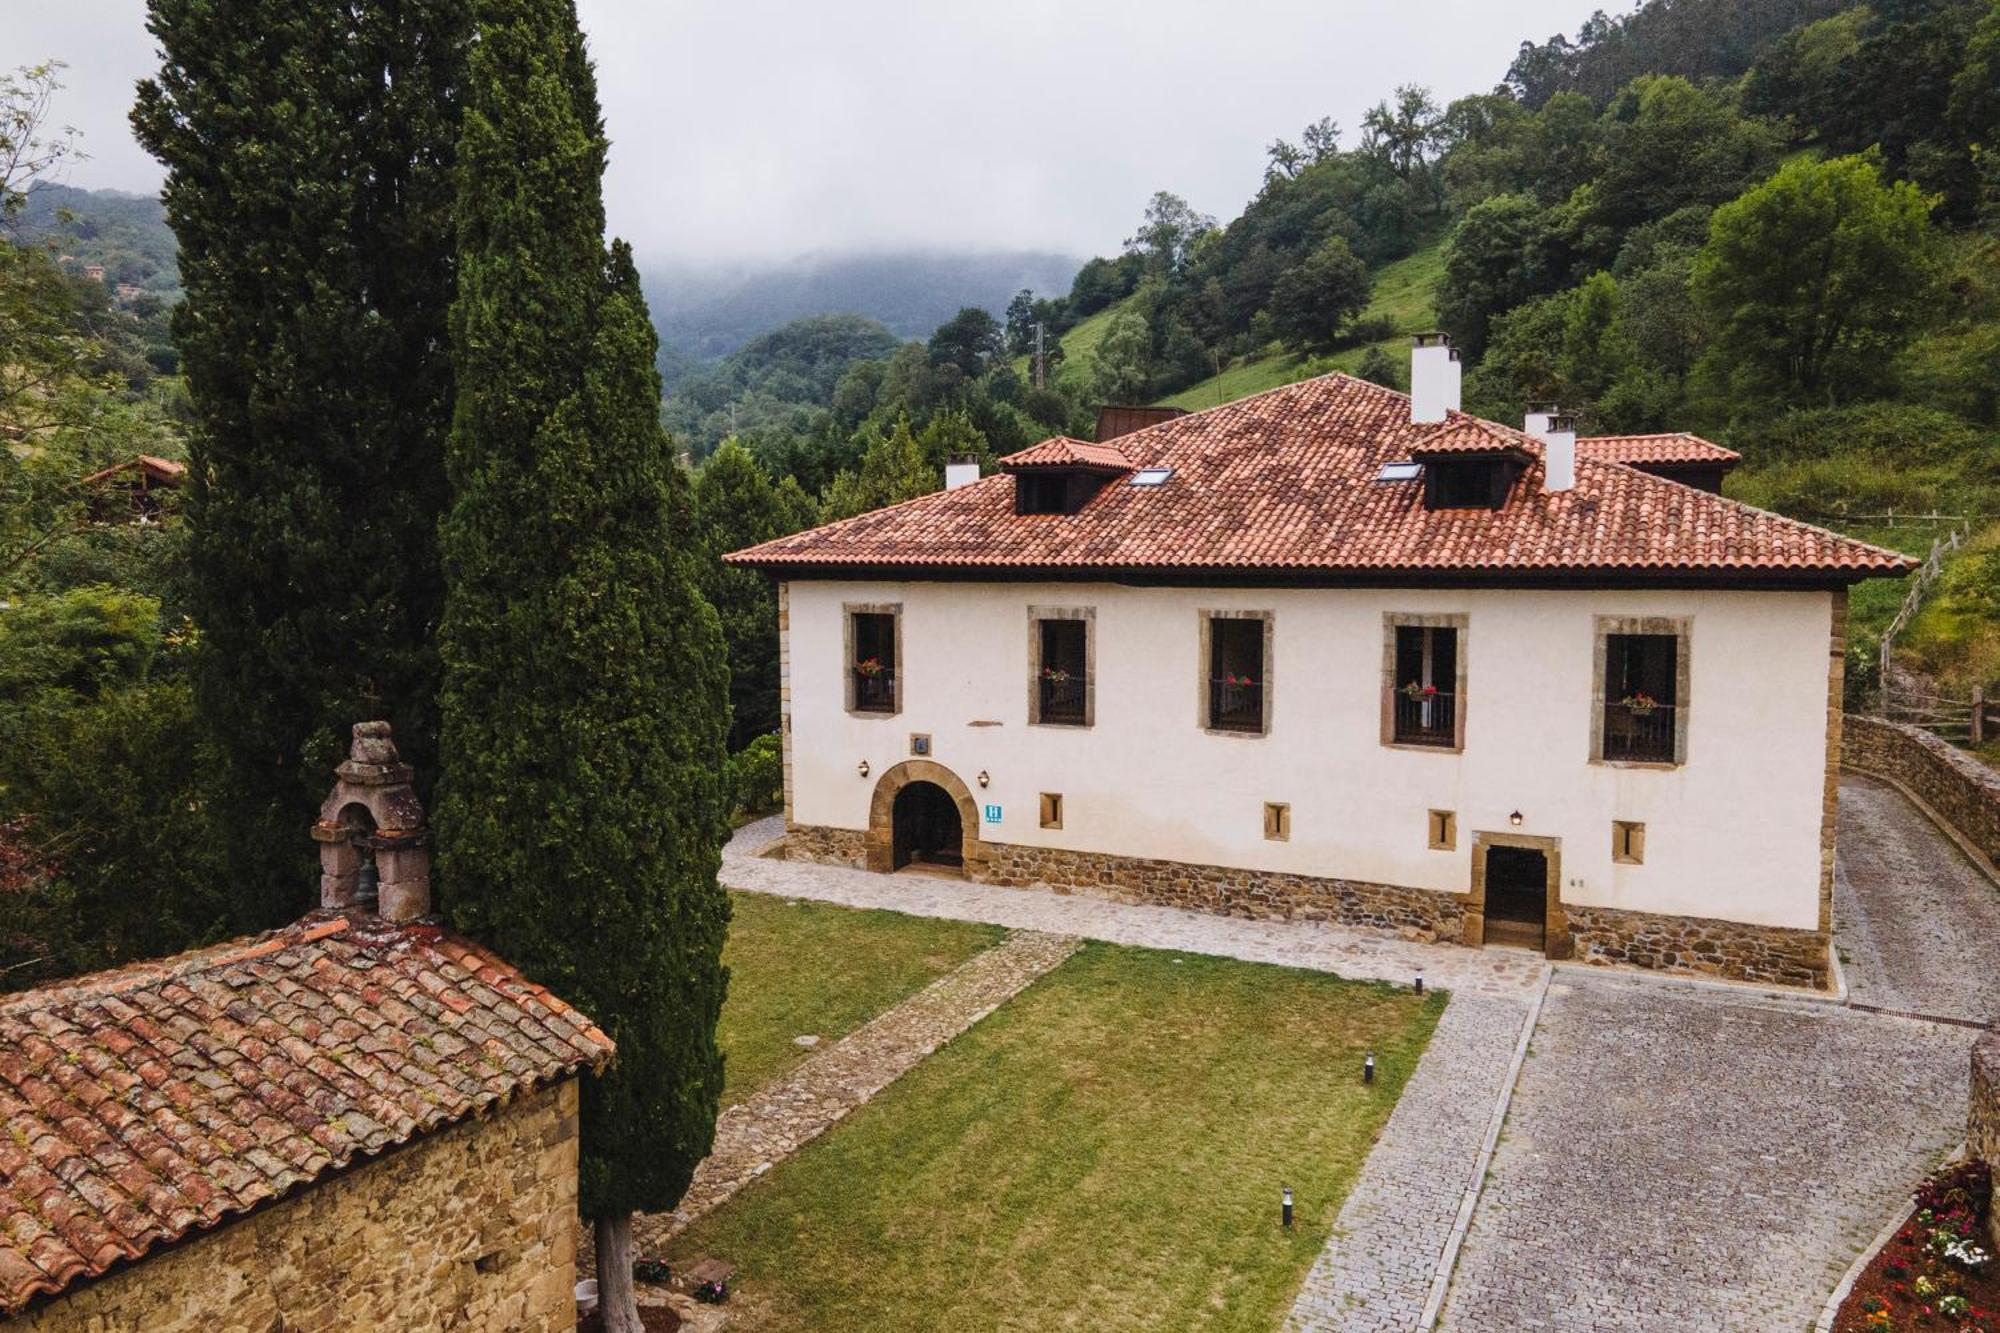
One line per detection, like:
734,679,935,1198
785,579,1836,931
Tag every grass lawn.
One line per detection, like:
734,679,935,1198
673,941,1444,1331
719,892,1006,1103
1159,238,1445,413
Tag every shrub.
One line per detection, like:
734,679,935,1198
730,733,784,816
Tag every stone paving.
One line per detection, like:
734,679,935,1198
1835,773,2000,1024
1283,990,1537,1333
630,926,1079,1252
726,817,1547,1001
1437,973,1975,1332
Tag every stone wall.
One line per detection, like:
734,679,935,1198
1842,714,2000,869
977,837,1466,940
1975,1033,2000,1251
781,822,869,868
1565,902,1830,989
19,1080,582,1333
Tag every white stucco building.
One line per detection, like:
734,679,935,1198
729,341,1911,987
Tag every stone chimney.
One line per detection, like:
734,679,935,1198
944,455,980,490
312,721,431,923
1542,412,1578,494
1409,333,1461,424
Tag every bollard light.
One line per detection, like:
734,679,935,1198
1281,1185,1294,1230
1414,969,1424,996
1363,1052,1376,1084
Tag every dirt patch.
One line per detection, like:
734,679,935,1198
578,1305,681,1333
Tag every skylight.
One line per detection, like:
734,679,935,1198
1130,467,1173,487
1376,461,1423,482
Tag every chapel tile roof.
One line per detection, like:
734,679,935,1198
1577,432,1741,467
998,436,1134,471
0,914,614,1315
727,373,1909,583
76,455,187,489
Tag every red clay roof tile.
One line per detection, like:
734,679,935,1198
728,374,1907,582
1577,432,1741,466
0,916,614,1315
998,436,1135,472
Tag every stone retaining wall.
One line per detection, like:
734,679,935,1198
1975,1033,2000,1250
981,839,1468,939
781,822,869,868
1565,902,1831,989
21,1080,581,1333
1843,715,2000,869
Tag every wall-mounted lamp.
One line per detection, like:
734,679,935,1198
857,760,870,779
1509,809,1524,827
977,770,990,788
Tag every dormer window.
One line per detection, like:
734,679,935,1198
998,436,1138,516
1424,457,1520,510
1016,470,1106,515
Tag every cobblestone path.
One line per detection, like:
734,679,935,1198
1438,975,1973,1332
1835,773,2000,1024
724,818,1545,1001
629,928,1079,1253
1283,990,1538,1333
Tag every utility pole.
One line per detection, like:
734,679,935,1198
1032,321,1047,390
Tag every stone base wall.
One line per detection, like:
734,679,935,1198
21,1080,582,1333
1566,902,1831,989
1843,714,2000,869
781,822,869,868
984,836,1464,940
1974,1033,2000,1251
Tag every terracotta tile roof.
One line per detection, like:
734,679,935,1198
77,455,186,489
0,914,613,1315
1578,433,1741,467
999,436,1134,472
1407,417,1531,458
728,373,1909,583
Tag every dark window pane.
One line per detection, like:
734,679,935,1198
1037,619,1087,724
852,612,897,712
1208,617,1264,731
1392,624,1458,747
1602,632,1677,761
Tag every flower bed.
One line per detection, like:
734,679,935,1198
1837,1161,1997,1332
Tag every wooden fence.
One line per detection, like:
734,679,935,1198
1878,525,1988,743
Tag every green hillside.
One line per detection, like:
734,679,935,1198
1159,241,1444,410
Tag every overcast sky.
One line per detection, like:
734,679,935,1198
8,0,1601,266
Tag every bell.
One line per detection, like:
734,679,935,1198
356,857,380,909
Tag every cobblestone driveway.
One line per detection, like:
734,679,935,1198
1438,974,1972,1332
1835,773,2000,1024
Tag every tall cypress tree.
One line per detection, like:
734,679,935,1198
133,2,469,927
435,2,731,1324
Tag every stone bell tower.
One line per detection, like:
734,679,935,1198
311,721,432,922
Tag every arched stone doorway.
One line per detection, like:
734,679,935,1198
864,760,989,877
892,781,962,870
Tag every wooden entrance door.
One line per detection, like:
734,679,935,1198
1466,832,1568,957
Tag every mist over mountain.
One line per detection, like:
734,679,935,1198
643,248,1082,371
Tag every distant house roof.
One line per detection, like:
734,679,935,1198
0,914,614,1315
998,437,1135,473
1577,433,1741,468
727,373,1909,586
77,455,187,489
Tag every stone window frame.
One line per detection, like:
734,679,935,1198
1027,605,1096,728
1612,819,1646,865
1040,792,1064,829
1380,612,1470,753
1428,809,1457,851
1198,608,1274,738
1263,801,1290,842
843,602,903,719
1590,615,1692,768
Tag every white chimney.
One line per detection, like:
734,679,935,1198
1522,402,1560,440
1409,333,1461,424
944,455,980,490
1543,413,1577,493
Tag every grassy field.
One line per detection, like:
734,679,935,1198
671,941,1444,1331
1160,239,1445,412
719,892,1006,1103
